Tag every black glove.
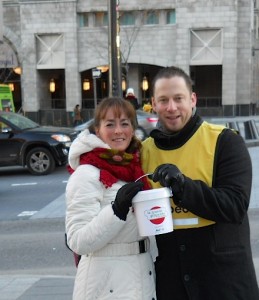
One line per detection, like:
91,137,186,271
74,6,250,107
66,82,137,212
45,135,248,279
151,164,185,202
112,181,144,221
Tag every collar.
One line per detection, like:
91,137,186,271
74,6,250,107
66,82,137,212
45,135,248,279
150,114,203,150
68,148,150,190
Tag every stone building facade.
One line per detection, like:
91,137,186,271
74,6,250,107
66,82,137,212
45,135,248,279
1,0,258,125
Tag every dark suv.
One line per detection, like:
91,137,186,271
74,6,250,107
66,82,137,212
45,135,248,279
0,111,78,175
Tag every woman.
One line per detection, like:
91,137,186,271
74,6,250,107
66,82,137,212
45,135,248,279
66,97,156,300
125,87,139,110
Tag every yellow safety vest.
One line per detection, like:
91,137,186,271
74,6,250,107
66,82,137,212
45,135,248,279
141,121,226,229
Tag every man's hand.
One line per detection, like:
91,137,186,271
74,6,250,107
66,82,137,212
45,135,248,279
151,164,185,198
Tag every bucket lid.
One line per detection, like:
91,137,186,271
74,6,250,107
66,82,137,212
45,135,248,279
132,187,172,203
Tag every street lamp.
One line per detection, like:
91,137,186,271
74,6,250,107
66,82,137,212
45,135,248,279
13,67,22,75
49,79,55,93
8,83,14,92
97,65,109,73
142,76,149,91
83,79,90,91
142,76,149,101
122,77,127,92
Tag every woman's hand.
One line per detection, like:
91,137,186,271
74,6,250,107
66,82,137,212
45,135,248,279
112,181,144,220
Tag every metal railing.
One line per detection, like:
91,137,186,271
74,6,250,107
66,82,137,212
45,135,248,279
196,97,222,107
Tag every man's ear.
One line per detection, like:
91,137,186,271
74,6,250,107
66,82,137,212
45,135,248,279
151,97,157,113
191,92,197,107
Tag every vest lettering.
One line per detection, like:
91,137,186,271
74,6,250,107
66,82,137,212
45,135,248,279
172,206,189,214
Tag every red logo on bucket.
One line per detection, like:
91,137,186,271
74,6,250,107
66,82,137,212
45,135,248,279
144,206,166,225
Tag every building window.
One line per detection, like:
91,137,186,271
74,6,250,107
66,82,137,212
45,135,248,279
120,12,135,26
95,12,108,26
166,10,176,24
190,29,222,65
78,13,89,27
145,11,159,25
36,34,65,69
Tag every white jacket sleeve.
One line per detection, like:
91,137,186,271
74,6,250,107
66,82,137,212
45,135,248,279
65,164,126,255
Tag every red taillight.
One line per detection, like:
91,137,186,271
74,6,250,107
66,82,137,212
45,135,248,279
147,117,158,123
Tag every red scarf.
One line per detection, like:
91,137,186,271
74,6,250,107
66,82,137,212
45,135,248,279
68,148,150,190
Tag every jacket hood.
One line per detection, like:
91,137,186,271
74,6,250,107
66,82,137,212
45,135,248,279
68,129,110,170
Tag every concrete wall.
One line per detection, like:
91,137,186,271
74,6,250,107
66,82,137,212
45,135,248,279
1,0,255,115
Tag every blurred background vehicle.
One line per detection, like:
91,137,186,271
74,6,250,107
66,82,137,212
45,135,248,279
0,84,15,112
204,116,259,141
0,111,78,175
74,110,158,141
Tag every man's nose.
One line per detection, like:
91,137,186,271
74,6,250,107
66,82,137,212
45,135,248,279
167,99,177,111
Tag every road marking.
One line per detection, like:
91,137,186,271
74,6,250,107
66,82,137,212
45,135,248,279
18,211,38,217
62,180,68,183
12,183,38,186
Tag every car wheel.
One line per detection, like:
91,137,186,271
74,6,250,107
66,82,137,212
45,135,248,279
135,127,147,141
26,147,55,175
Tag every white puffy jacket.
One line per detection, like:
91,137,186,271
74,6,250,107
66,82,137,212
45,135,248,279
66,130,157,300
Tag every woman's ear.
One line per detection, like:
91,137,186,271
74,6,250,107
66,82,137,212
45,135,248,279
88,123,96,134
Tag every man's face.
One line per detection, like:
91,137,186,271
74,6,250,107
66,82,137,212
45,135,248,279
152,76,197,133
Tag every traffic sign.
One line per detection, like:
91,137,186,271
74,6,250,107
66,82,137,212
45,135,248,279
92,68,102,79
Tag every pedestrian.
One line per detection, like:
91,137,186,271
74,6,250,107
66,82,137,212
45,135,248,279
141,66,259,300
73,104,83,126
125,87,139,110
66,97,157,300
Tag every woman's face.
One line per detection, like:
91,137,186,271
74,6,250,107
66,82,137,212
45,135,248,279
95,108,134,151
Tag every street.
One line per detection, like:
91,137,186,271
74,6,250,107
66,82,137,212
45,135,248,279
0,218,75,276
0,165,69,220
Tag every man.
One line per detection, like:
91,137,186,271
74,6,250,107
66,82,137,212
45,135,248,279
141,66,259,300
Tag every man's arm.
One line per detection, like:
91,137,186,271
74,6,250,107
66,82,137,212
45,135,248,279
180,129,252,223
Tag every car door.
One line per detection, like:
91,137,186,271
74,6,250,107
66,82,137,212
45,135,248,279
0,119,24,166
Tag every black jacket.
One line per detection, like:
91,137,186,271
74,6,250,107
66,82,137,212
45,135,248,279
151,114,259,300
125,95,139,110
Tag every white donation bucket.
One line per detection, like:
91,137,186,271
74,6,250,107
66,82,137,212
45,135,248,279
132,187,173,236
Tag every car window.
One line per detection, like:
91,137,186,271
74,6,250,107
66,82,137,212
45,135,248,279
0,113,39,130
0,120,12,133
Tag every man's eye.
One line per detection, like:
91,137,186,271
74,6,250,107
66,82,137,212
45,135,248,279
159,98,167,103
175,96,183,102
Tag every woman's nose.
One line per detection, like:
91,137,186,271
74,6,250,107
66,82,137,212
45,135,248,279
114,125,123,133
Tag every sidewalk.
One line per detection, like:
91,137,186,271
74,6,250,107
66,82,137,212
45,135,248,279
1,251,258,300
0,275,74,300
